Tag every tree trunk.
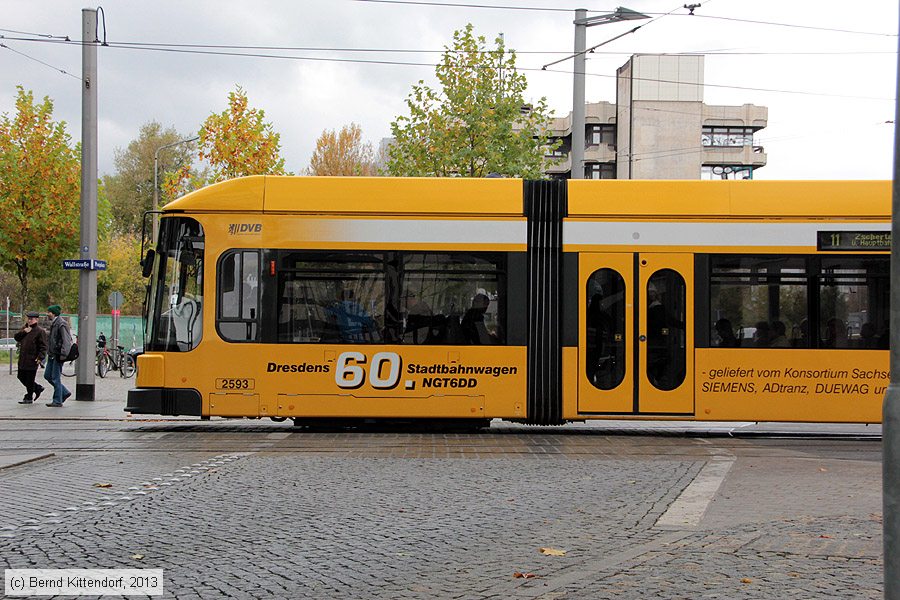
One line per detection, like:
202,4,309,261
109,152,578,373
15,258,28,316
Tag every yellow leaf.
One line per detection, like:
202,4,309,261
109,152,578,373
131,554,144,560
93,483,112,488
741,578,752,584
538,547,566,556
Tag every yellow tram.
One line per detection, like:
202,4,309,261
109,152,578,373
126,176,890,425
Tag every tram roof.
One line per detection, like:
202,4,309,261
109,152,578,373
162,176,890,219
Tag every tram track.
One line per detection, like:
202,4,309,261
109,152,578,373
0,439,880,463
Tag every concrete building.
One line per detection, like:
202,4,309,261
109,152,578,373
545,54,767,180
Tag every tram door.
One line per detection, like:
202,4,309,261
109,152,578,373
579,253,694,415
637,253,694,414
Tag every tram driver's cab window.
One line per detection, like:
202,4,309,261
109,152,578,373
146,217,204,352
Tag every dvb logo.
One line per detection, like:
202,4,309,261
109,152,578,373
228,223,262,235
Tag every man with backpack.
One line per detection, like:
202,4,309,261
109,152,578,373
44,304,73,407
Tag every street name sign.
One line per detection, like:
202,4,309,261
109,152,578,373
62,259,107,270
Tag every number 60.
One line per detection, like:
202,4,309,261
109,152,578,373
335,351,402,390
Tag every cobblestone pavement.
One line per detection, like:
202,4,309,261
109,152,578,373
0,371,884,598
0,416,882,599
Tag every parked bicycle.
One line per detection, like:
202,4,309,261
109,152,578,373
97,343,136,378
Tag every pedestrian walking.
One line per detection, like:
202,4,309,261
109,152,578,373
43,305,72,407
14,311,47,404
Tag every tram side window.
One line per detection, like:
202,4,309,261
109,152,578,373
400,253,506,345
709,256,808,348
217,250,260,342
820,257,889,349
277,252,386,344
275,251,506,345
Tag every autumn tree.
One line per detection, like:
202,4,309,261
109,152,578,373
165,86,288,198
97,231,145,315
103,122,195,236
388,24,557,178
0,86,80,309
308,123,376,176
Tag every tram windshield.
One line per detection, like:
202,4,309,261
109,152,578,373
145,217,205,352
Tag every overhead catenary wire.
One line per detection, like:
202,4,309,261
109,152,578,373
348,0,897,36
4,34,895,56
0,42,80,80
348,0,572,11
6,35,888,101
3,4,895,104
0,27,70,40
542,1,689,71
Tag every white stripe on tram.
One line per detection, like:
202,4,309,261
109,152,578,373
564,221,888,248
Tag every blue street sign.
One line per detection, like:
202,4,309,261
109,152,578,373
63,259,90,270
62,259,107,271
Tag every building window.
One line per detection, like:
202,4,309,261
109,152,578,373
585,163,616,180
586,124,615,148
702,126,755,147
701,165,753,180
545,137,567,158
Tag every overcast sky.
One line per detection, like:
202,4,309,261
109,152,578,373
1,0,897,180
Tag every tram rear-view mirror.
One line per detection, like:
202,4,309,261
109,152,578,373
141,249,155,278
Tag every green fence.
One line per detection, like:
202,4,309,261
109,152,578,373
0,311,144,350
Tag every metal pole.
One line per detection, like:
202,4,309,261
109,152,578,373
884,10,900,597
6,297,10,375
152,151,159,243
76,8,98,401
570,8,587,180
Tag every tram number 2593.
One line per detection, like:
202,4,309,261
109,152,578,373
335,351,402,390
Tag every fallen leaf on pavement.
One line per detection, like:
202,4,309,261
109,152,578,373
539,547,566,556
741,578,752,584
819,468,828,472
513,572,540,579
131,554,144,560
93,483,113,488
819,534,832,539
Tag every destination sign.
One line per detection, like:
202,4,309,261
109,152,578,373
817,231,891,252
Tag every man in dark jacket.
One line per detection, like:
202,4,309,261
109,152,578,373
14,312,47,404
43,305,72,407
